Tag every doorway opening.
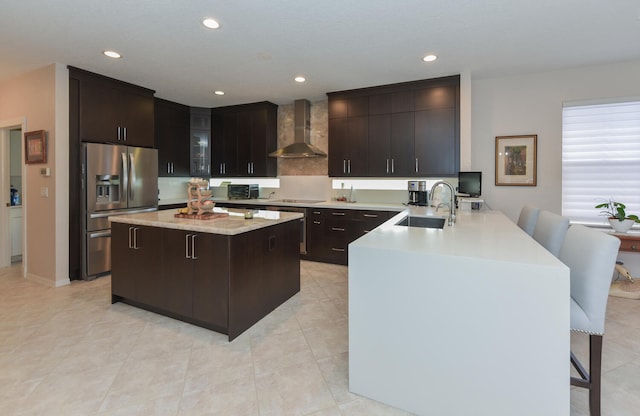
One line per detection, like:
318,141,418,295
1,120,25,270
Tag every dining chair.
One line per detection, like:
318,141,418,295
517,205,540,236
559,224,620,416
532,210,570,257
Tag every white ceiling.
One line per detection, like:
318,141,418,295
1,0,639,107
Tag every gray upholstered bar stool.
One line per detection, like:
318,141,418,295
532,210,570,257
517,205,540,236
559,224,620,416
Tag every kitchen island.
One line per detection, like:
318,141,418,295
349,209,570,415
109,208,302,340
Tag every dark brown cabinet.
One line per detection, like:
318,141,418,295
306,208,399,265
111,219,300,340
111,223,163,303
155,98,190,177
414,107,457,176
162,228,228,328
71,67,155,148
368,112,415,176
211,102,277,177
328,116,369,176
328,75,459,177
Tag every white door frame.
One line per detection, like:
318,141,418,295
0,117,26,271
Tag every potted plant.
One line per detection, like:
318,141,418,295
595,200,640,233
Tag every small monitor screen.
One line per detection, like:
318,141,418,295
458,171,482,197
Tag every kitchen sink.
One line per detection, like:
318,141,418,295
395,216,446,229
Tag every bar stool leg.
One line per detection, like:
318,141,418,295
589,334,602,416
570,334,603,416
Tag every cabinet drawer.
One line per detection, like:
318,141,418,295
617,236,640,252
327,209,353,220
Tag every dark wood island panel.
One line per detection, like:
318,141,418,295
111,219,300,340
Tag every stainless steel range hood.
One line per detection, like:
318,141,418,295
269,99,327,158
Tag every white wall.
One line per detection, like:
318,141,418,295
471,59,640,222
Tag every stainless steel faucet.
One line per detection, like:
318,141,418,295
429,181,456,225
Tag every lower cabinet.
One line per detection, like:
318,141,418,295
110,220,299,340
306,208,399,265
111,223,163,302
162,229,229,329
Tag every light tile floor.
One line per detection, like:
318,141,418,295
0,261,639,415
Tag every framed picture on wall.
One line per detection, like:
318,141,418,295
24,130,47,164
495,134,537,186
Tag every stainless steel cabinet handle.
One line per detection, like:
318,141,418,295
415,158,419,172
386,159,389,174
123,127,127,141
363,214,378,218
313,211,321,214
391,159,395,173
185,234,191,259
133,227,139,250
331,248,346,252
343,159,346,173
191,234,198,260
313,221,321,224
332,227,345,232
248,162,251,174
332,212,346,216
348,159,351,173
128,227,134,249
117,126,121,141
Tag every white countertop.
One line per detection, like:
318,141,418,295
109,207,302,235
361,208,564,266
348,209,570,415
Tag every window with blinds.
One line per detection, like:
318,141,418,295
562,99,640,226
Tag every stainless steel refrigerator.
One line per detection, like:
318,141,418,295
82,143,158,280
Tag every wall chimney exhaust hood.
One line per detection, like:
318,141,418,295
269,99,327,158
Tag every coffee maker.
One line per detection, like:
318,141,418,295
408,181,429,206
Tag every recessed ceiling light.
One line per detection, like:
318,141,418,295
202,18,220,29
294,76,306,83
103,50,121,59
214,90,225,96
422,54,437,62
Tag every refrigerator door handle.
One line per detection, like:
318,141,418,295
129,153,135,201
121,152,128,204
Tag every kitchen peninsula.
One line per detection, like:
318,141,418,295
349,209,570,415
109,208,302,340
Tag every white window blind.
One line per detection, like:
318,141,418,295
562,100,640,225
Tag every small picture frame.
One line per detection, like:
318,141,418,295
24,130,47,164
495,134,537,186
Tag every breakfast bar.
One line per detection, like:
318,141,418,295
109,208,302,340
349,209,570,415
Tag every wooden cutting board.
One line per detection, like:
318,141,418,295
174,212,229,220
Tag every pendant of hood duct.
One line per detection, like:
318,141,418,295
269,99,327,158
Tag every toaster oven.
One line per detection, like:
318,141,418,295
227,184,259,199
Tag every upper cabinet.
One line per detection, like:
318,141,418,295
327,75,460,177
69,67,155,148
154,98,190,177
211,101,278,177
328,96,369,176
190,107,211,177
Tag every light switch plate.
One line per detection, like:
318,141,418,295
40,187,48,197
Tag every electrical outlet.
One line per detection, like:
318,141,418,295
40,187,48,197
